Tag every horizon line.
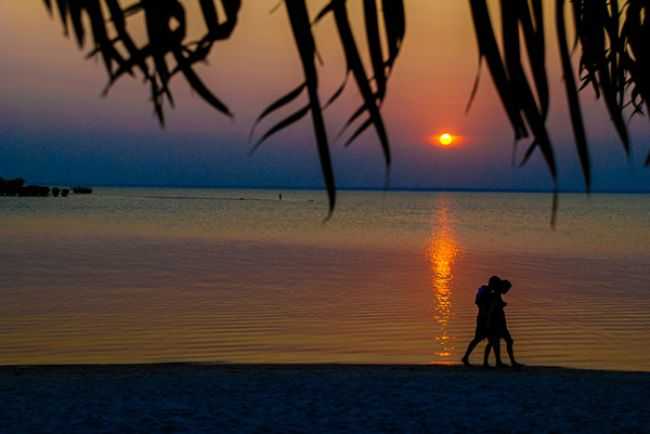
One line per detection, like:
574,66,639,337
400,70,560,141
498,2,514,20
26,183,650,194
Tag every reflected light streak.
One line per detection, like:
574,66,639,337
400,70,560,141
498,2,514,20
427,200,459,359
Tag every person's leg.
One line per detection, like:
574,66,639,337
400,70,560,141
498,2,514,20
502,329,522,367
491,337,505,367
462,321,485,365
483,340,492,367
462,337,482,365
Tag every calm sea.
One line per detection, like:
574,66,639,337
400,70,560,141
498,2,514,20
1,189,649,371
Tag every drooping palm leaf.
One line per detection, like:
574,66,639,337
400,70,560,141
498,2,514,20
382,0,406,74
251,0,406,211
469,0,650,213
314,0,403,163
469,1,529,141
470,0,650,190
320,0,391,166
44,0,240,126
556,0,590,190
284,1,336,218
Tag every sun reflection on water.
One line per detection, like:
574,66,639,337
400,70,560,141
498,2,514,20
427,201,459,360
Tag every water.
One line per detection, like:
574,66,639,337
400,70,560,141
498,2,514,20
1,189,649,370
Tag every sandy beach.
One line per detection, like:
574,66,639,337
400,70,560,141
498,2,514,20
1,364,648,433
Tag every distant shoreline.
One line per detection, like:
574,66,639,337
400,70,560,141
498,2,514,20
14,185,650,195
2,363,649,433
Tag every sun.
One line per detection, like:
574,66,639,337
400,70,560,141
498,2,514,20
439,133,454,146
429,132,460,148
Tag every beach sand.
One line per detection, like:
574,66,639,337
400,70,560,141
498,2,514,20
1,364,648,433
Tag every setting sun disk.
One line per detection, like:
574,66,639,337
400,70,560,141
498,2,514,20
440,133,453,146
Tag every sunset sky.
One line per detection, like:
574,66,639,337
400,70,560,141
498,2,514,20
1,1,648,191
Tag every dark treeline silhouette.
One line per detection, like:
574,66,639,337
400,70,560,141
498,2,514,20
42,0,648,217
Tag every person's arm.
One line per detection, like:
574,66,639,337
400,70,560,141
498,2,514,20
485,294,497,325
475,286,487,306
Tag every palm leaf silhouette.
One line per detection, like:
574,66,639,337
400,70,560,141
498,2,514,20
468,0,650,222
44,0,240,126
471,0,650,182
250,0,405,213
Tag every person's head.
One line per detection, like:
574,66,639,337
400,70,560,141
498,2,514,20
488,275,501,290
500,279,512,294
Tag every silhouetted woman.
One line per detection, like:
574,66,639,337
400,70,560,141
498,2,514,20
461,276,502,366
484,279,522,368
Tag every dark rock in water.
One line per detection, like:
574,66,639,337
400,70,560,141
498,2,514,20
0,178,26,196
72,187,93,194
1,178,86,198
19,186,50,197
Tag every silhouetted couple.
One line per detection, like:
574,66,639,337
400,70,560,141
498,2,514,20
462,276,522,368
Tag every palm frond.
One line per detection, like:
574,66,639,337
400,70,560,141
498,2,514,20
556,0,590,190
45,0,240,125
284,1,336,218
472,0,649,178
469,0,650,221
250,0,405,212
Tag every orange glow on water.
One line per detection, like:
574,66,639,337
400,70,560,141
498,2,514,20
427,200,459,359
